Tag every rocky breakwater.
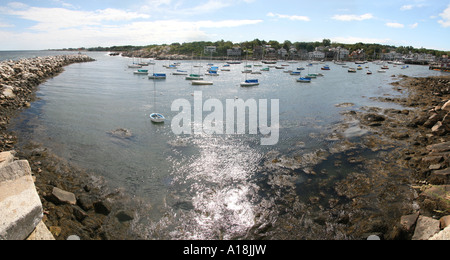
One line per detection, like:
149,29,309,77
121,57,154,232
343,76,450,239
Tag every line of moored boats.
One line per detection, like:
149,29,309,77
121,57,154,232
126,59,410,123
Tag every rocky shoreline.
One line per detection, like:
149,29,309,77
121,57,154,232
1,54,449,240
341,75,450,239
1,55,144,240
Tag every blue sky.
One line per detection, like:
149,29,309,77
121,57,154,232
0,0,449,50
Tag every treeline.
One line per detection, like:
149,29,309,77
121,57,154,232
82,39,449,58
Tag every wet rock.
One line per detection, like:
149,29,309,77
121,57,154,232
363,113,386,122
335,103,355,108
422,155,444,165
427,142,450,153
72,205,88,222
108,128,133,139
77,194,94,211
94,200,112,216
429,168,450,184
391,132,410,140
400,212,419,232
423,114,441,128
115,210,134,222
51,187,77,205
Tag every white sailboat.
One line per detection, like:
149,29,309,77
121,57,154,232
240,56,259,87
150,79,165,123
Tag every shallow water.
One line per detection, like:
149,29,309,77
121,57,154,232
8,51,446,239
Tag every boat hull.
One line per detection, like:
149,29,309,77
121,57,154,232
240,82,259,87
150,113,165,123
192,80,213,85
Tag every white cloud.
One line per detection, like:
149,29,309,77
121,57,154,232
331,13,374,21
438,4,450,27
0,2,265,49
142,0,255,16
267,12,310,22
386,22,405,28
401,5,414,11
409,22,419,29
0,22,14,28
400,3,426,11
3,6,151,31
7,2,28,9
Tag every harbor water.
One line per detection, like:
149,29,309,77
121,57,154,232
5,51,445,239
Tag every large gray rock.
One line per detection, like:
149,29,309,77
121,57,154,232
0,151,15,168
0,160,43,240
429,226,450,240
412,216,441,240
51,187,76,205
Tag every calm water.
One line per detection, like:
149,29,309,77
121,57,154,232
7,51,445,239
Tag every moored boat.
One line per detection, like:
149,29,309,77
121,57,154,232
192,80,213,85
172,70,188,75
149,73,167,79
185,74,203,80
133,69,149,75
297,77,311,83
240,79,259,87
150,113,165,123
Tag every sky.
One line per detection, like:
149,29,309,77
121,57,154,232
0,0,449,51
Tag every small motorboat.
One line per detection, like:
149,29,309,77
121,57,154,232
206,71,219,76
172,70,188,75
297,77,311,83
185,74,203,80
290,71,301,76
149,73,167,79
134,69,149,75
240,79,259,87
192,80,213,85
367,70,373,75
321,65,331,70
150,113,165,123
128,64,142,69
348,68,357,73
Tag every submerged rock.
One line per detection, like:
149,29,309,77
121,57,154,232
108,128,133,139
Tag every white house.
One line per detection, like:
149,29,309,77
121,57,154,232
309,51,325,60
